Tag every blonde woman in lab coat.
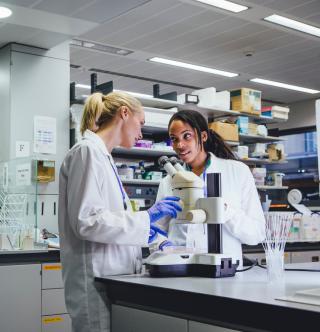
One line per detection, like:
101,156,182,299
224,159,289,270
156,109,265,267
58,92,181,332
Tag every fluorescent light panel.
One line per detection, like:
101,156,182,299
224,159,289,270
71,39,133,56
0,6,12,18
149,57,238,77
194,0,248,13
250,78,320,94
264,14,320,38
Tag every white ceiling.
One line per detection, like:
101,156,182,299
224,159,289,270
1,0,320,103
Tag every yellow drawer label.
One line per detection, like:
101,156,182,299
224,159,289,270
43,264,62,270
43,316,64,324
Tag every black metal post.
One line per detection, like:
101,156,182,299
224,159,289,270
207,173,222,254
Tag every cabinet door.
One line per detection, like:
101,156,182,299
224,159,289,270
0,264,41,332
112,304,187,332
42,314,72,332
189,321,240,332
42,263,64,289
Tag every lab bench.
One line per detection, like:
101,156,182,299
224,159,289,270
97,263,320,332
0,249,71,332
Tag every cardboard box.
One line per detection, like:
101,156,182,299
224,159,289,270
233,145,248,159
236,116,249,134
209,121,239,142
267,143,285,161
248,123,258,135
192,87,216,108
262,105,290,120
230,88,261,115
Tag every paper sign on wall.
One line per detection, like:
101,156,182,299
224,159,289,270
16,163,31,186
34,116,56,154
16,141,30,158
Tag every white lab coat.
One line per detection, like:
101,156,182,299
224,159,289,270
58,130,149,332
156,152,265,266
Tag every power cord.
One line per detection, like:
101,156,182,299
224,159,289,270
236,259,258,272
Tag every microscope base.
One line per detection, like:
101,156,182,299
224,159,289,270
146,252,239,278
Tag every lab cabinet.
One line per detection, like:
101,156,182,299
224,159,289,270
189,321,240,332
112,305,241,332
41,262,72,332
42,263,64,289
112,304,188,332
42,289,68,315
291,250,320,263
42,314,72,332
0,264,41,332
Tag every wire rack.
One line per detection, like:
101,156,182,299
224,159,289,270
0,190,28,249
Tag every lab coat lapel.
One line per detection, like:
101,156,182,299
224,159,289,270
83,130,110,157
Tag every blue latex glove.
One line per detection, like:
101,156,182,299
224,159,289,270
159,240,173,251
148,225,168,244
147,196,182,224
148,227,158,243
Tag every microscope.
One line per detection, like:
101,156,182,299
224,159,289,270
146,156,239,278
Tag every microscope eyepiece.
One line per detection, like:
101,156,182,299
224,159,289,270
169,156,183,165
158,156,170,167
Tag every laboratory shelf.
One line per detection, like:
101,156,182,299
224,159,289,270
225,140,239,147
71,96,287,124
136,96,286,123
112,146,176,157
239,134,285,144
240,158,288,165
256,185,288,190
136,96,180,109
122,179,160,185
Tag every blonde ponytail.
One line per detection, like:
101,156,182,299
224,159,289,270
80,91,142,135
80,92,104,135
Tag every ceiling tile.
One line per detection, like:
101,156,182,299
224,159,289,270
71,0,150,24
33,0,89,16
1,0,38,7
81,0,177,41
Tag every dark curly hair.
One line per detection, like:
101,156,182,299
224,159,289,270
168,109,237,160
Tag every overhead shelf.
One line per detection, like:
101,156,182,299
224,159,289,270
112,146,176,157
137,96,180,109
256,185,288,190
226,140,240,147
71,94,287,124
240,158,288,165
122,179,160,185
239,134,285,144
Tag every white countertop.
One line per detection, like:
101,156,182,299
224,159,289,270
101,262,320,313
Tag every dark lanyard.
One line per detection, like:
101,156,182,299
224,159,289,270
107,155,127,210
186,156,211,198
203,169,207,198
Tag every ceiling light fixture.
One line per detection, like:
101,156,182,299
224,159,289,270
0,6,12,18
149,57,238,77
70,39,133,56
264,14,320,38
194,0,248,13
250,78,320,94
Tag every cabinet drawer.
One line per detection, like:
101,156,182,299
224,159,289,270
42,314,72,332
42,289,67,315
42,263,63,289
